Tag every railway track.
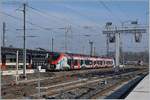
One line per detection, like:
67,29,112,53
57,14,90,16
31,68,148,99
1,67,148,99
80,72,148,99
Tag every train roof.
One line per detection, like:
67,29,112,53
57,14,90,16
49,52,113,59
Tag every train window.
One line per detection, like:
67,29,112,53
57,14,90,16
67,59,72,66
90,61,92,65
32,55,35,58
85,60,92,65
106,61,109,65
109,61,111,64
80,60,83,65
98,61,103,65
110,61,113,64
107,61,111,64
19,65,23,69
51,53,60,61
10,58,13,62
85,60,89,65
97,61,99,64
8,66,13,69
74,60,78,65
101,61,103,65
103,61,105,65
106,61,108,64
13,58,16,62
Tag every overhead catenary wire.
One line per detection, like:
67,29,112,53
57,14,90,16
98,0,123,23
26,5,102,34
27,4,102,30
1,10,101,46
114,3,132,20
2,4,102,36
0,11,52,31
57,4,102,27
27,5,81,28
0,6,97,36
56,4,103,33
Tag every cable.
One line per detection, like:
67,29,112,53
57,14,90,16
114,3,131,20
98,1,122,23
56,4,104,33
0,11,52,31
27,5,81,28
27,5,87,36
3,4,102,36
27,5,101,35
57,4,101,27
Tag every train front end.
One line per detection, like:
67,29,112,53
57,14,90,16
46,52,69,71
46,52,60,70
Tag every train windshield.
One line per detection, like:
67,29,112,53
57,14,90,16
49,53,60,61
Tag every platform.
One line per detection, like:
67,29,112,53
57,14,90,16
126,74,150,100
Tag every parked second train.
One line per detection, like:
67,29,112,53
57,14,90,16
45,52,115,71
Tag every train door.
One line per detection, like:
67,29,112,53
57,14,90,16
67,58,74,70
100,60,103,67
73,59,80,69
94,60,98,68
102,60,105,67
77,60,80,69
80,60,85,68
92,60,94,68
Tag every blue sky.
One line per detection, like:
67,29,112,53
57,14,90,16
1,0,149,55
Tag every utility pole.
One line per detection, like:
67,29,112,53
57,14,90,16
115,27,120,69
120,39,123,64
50,31,54,52
106,33,109,57
23,3,26,79
58,25,71,53
82,45,85,54
16,50,19,84
89,41,93,56
64,27,67,53
3,22,6,47
64,25,71,53
105,22,112,57
51,37,54,52
93,47,96,56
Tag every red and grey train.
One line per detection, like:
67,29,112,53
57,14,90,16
45,52,115,71
1,47,114,71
